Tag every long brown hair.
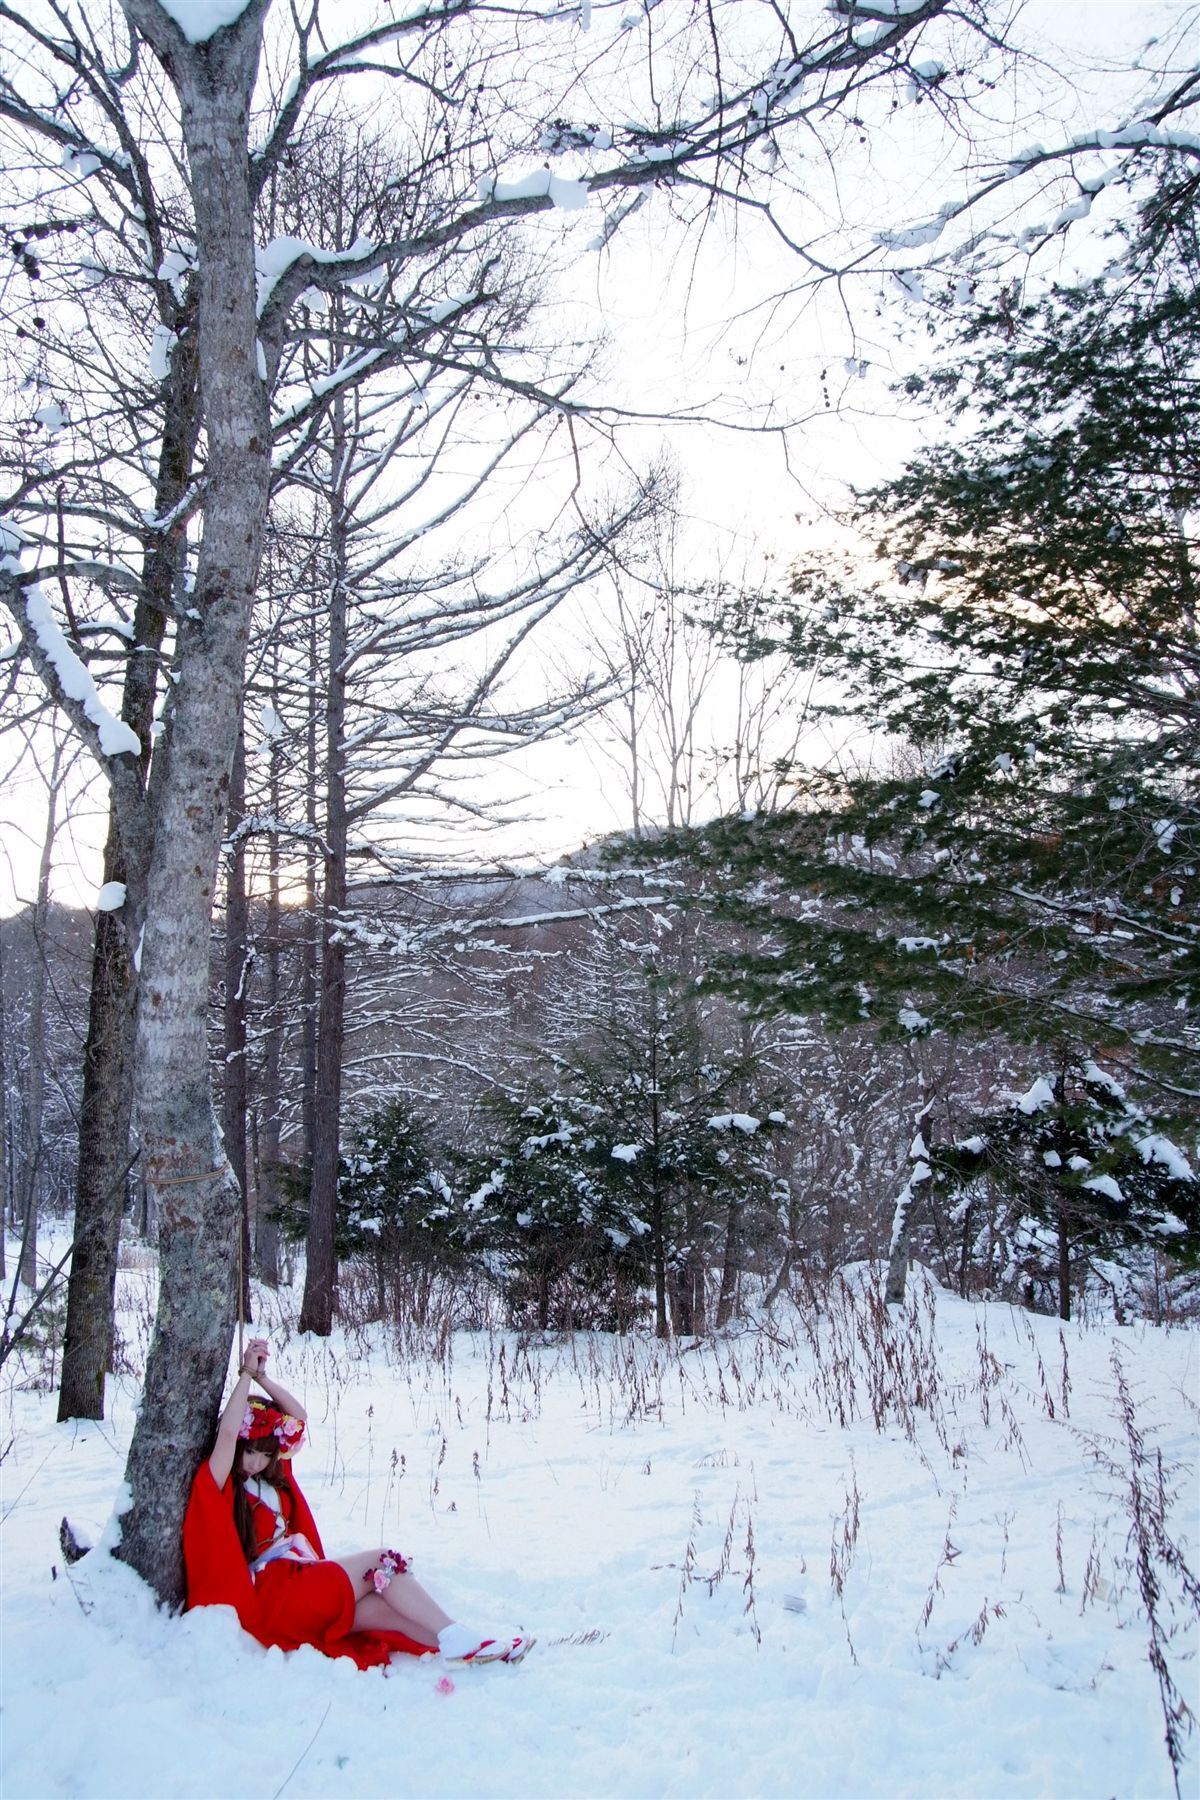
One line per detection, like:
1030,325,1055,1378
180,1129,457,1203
230,1437,295,1565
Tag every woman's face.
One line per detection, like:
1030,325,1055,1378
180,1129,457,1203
239,1444,273,1477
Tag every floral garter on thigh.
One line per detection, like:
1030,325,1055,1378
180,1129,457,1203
366,1549,410,1594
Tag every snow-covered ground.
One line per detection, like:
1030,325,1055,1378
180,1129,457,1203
2,1255,1196,1800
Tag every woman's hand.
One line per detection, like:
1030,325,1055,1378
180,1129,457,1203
210,1341,266,1488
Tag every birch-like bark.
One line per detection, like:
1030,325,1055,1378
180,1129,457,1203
884,1111,934,1306
114,0,273,1604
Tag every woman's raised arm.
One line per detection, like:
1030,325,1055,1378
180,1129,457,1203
252,1359,306,1425
207,1340,266,1488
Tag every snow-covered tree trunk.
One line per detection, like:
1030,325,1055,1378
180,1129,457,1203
884,1108,934,1307
115,0,273,1604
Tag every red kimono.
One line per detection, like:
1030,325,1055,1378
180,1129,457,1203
183,1462,431,1670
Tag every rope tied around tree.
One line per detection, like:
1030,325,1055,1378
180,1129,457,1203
145,1166,227,1188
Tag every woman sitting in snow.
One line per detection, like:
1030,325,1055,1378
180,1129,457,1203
183,1338,532,1670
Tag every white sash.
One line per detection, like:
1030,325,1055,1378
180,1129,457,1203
249,1531,320,1578
245,1477,320,1579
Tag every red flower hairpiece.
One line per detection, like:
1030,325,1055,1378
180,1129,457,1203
239,1397,305,1458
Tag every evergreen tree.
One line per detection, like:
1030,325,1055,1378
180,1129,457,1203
930,1058,1199,1319
671,169,1199,1097
462,1090,648,1333
272,1100,463,1323
468,964,786,1336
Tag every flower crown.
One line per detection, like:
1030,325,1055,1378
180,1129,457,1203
239,1397,305,1458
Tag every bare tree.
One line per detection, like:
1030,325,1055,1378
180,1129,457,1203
203,109,669,1334
586,525,811,832
0,0,1037,1602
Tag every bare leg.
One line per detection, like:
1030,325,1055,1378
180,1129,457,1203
335,1549,454,1646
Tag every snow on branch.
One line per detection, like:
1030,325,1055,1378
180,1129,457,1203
240,0,971,319
256,234,378,317
329,891,677,958
0,556,149,856
476,171,589,212
876,70,1200,275
0,552,139,760
154,0,259,43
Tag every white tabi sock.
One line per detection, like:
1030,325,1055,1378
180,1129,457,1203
437,1623,487,1659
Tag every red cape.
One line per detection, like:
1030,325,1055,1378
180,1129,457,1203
183,1462,431,1669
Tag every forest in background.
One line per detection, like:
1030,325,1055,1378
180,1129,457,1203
0,0,1196,1641
4,819,1196,1357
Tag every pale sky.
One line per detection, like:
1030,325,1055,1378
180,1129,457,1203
0,0,1191,910
469,0,1195,863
